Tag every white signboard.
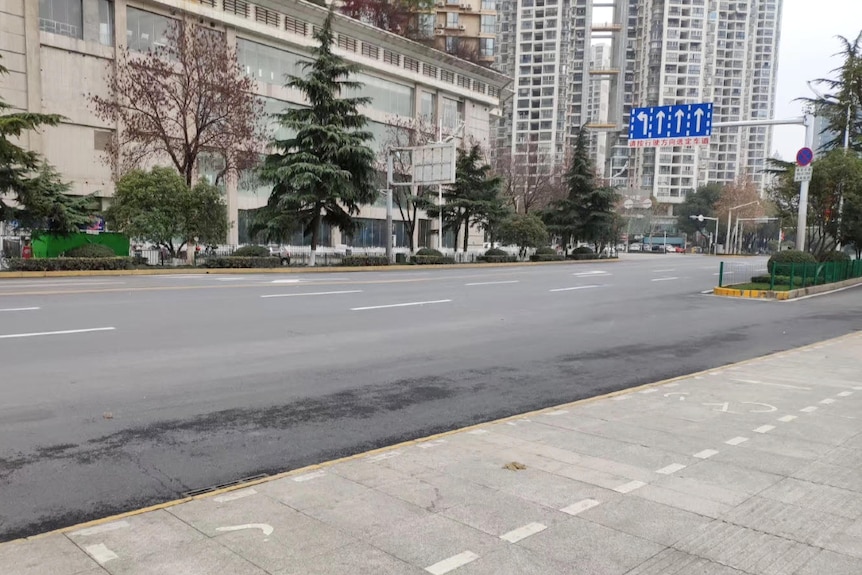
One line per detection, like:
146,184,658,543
794,166,813,182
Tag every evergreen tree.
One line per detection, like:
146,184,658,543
430,145,505,252
257,10,377,266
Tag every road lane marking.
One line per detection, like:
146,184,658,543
731,378,811,390
467,429,488,435
500,522,547,543
753,425,775,434
777,415,797,423
0,327,115,340
651,277,679,282
214,488,258,503
656,463,687,475
549,284,602,292
0,281,125,289
84,544,119,564
820,398,836,405
837,391,853,397
693,449,719,459
426,551,480,574
271,279,301,283
261,290,362,298
653,269,676,273
215,523,274,537
292,470,326,482
351,299,451,311
545,410,569,416
800,406,818,413
465,280,520,286
416,439,447,449
0,307,40,312
613,480,646,494
561,499,600,516
726,437,749,446
572,270,610,277
367,451,401,462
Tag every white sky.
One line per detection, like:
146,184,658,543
772,0,862,160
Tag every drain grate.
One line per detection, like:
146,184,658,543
182,473,269,497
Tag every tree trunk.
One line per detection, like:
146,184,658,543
462,216,469,253
309,210,320,267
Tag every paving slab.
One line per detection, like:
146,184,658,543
3,332,862,575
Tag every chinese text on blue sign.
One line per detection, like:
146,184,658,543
628,103,713,148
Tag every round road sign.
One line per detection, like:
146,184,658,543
796,147,814,167
623,199,634,210
642,199,653,209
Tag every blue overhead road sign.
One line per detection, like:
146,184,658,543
628,103,713,148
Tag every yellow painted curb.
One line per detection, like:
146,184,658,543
0,258,619,279
6,330,860,547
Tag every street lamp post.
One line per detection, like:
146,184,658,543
734,217,779,254
726,200,759,254
690,214,719,254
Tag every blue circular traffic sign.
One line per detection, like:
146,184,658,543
796,147,814,167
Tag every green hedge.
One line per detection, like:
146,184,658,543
202,256,280,268
340,256,390,266
567,253,599,260
412,255,455,265
63,244,117,258
534,246,557,256
530,254,565,262
479,255,517,263
819,251,851,263
415,247,444,257
572,246,594,255
484,247,508,257
750,275,815,288
232,245,271,257
7,257,134,271
767,249,816,273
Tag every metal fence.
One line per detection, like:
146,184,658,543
718,259,862,289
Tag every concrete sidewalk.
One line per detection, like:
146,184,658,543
4,333,862,575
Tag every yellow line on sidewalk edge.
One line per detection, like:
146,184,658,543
0,259,618,279
6,329,860,546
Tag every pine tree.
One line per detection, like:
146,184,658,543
257,10,377,266
1,59,94,234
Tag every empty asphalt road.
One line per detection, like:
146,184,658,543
1,255,861,541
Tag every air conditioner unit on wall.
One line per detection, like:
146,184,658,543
459,24,466,30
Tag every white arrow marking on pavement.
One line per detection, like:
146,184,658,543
694,108,704,132
675,109,685,132
664,392,688,401
215,523,274,537
638,111,649,135
656,110,666,133
742,402,777,413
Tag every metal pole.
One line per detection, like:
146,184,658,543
714,217,719,255
386,154,394,263
726,209,732,255
437,184,443,251
796,113,815,252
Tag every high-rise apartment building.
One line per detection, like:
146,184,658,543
421,0,498,66
496,0,783,212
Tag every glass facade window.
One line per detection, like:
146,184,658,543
348,218,409,248
420,92,436,121
351,74,414,118
237,38,304,85
446,12,459,28
98,0,114,46
481,0,496,9
480,38,495,57
126,7,172,52
480,15,495,34
441,97,463,130
39,0,83,39
418,13,435,37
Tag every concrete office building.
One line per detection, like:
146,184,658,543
1,0,507,247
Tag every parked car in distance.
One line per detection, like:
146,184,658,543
628,243,642,252
268,245,291,265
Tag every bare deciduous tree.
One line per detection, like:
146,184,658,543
494,145,565,215
91,21,266,186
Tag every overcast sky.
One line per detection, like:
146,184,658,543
772,0,862,160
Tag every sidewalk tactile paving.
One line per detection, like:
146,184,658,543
722,495,852,546
626,548,747,574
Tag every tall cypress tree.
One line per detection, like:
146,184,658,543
258,10,376,265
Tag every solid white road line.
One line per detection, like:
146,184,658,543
0,281,125,289
573,270,610,277
651,277,679,282
500,522,547,543
725,437,749,446
549,284,602,292
261,290,362,298
351,299,451,311
560,499,601,516
0,327,115,340
271,279,301,283
653,269,676,273
464,280,520,286
613,480,646,494
425,551,480,575
0,307,40,312
693,449,719,459
84,544,119,564
656,463,687,475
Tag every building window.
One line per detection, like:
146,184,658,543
98,0,114,46
480,38,495,57
480,15,495,34
418,13,435,38
441,97,463,130
421,91,436,121
237,38,304,85
350,73,415,118
446,36,457,52
446,12,459,28
126,7,172,52
481,0,496,9
39,0,83,39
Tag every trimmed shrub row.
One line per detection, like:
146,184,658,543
412,255,456,265
530,254,565,262
63,244,117,258
7,257,134,271
340,256,390,266
567,253,600,260
767,250,816,273
479,255,517,263
232,245,271,257
750,275,815,288
202,256,280,268
534,246,557,256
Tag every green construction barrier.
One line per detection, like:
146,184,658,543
31,232,130,258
